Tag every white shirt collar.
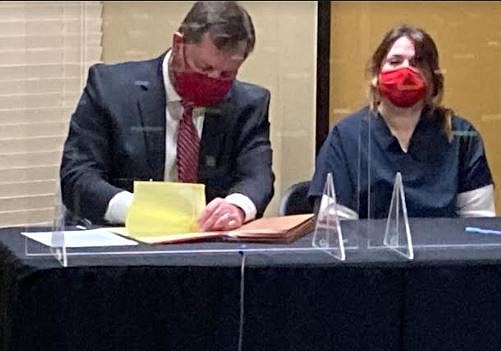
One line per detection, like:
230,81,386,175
162,50,182,103
162,50,206,117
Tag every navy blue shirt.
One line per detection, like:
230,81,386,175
309,107,493,218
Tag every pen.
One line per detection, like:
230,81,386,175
465,226,501,236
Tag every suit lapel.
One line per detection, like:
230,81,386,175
134,54,236,181
136,54,167,178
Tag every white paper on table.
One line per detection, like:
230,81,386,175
21,228,139,248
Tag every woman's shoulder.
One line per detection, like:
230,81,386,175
335,106,372,129
449,113,480,133
426,107,480,134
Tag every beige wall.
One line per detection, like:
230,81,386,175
0,2,103,226
102,1,317,216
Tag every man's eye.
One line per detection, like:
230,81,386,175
220,72,235,79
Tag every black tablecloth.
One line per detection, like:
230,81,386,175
2,217,501,351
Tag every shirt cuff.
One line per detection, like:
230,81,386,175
225,193,257,223
319,194,359,220
457,184,496,217
104,191,134,224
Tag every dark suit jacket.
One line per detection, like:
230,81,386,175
60,52,274,224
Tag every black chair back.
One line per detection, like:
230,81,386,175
278,181,314,216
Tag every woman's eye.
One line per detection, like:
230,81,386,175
388,58,403,65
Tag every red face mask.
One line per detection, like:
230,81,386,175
378,66,426,108
174,70,232,107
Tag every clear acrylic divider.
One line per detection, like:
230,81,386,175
23,183,69,267
362,110,501,260
50,187,68,267
23,220,350,267
24,176,354,267
312,173,346,260
383,172,414,260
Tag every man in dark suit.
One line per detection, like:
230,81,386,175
60,1,274,231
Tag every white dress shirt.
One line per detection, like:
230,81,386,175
104,51,257,224
456,184,496,217
318,184,495,220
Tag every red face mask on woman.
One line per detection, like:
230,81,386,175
173,70,232,107
378,66,426,108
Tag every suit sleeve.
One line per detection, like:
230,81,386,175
60,65,124,224
229,90,274,217
308,125,357,213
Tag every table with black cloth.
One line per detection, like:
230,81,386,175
2,217,501,351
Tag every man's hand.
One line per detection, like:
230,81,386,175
197,198,245,231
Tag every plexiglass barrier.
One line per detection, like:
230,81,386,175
382,172,414,260
312,173,346,261
23,178,359,267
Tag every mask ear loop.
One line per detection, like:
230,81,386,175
171,32,189,72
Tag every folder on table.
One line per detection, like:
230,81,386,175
125,181,205,235
113,213,315,245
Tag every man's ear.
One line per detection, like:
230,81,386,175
172,32,184,53
170,32,186,71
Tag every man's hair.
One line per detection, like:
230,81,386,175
178,1,255,57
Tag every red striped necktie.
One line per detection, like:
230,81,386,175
176,102,199,183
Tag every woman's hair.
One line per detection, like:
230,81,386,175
367,24,452,140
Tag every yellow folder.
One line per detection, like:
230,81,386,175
125,181,205,236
